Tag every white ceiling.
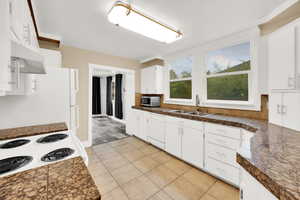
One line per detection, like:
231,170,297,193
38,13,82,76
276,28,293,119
33,0,287,61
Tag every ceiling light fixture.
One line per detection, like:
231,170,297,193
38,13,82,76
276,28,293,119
107,1,183,43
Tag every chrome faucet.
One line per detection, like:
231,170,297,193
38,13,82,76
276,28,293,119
195,94,200,107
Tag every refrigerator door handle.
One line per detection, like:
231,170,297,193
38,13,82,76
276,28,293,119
74,70,79,93
76,105,80,129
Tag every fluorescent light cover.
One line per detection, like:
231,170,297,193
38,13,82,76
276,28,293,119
108,1,182,43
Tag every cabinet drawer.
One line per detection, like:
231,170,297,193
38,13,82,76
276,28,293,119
206,158,240,186
205,123,241,139
183,119,204,130
151,113,165,121
206,143,239,168
165,116,184,124
206,133,240,150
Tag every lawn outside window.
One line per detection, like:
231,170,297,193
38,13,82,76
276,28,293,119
167,56,193,101
203,42,253,106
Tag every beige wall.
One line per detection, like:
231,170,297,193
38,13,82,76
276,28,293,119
57,45,141,142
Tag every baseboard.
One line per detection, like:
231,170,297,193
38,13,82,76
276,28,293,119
82,140,92,148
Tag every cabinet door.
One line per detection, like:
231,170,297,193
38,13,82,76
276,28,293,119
269,93,283,126
182,127,204,168
148,114,165,143
241,169,278,200
165,123,182,158
282,93,300,131
140,112,150,141
0,0,11,93
132,111,141,138
269,25,296,90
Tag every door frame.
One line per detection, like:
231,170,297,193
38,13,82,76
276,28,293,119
87,64,135,147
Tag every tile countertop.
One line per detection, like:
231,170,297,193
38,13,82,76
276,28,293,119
0,156,101,200
132,106,300,200
0,122,68,141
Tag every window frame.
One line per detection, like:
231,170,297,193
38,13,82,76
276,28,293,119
201,39,258,109
165,56,194,105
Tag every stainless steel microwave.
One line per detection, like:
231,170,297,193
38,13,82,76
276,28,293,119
141,96,161,107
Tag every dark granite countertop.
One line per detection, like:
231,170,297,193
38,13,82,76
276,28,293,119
0,156,101,200
0,122,68,141
133,106,300,200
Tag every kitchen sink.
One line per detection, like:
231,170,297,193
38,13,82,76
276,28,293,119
169,110,208,116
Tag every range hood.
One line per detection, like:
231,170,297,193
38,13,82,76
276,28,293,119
11,40,46,74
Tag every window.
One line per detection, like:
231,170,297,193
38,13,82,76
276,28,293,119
205,42,251,102
169,57,193,99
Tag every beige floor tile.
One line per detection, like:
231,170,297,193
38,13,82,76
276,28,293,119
93,172,118,194
96,150,121,162
207,181,239,200
133,157,160,173
102,187,129,200
110,164,142,185
113,143,137,153
103,155,130,171
88,162,108,177
93,143,115,153
183,168,217,191
140,145,160,155
148,191,174,200
122,175,159,200
164,159,192,175
164,177,205,200
151,151,173,164
121,149,145,162
109,139,128,147
146,165,178,188
200,194,217,200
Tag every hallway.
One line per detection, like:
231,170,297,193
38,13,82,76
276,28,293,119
92,116,128,145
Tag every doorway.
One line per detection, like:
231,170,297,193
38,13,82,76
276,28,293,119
89,64,135,146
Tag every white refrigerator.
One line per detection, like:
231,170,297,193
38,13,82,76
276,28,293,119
0,67,79,134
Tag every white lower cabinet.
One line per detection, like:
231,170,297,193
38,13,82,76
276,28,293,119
240,169,278,200
148,113,166,148
182,125,204,168
165,120,182,158
205,123,241,186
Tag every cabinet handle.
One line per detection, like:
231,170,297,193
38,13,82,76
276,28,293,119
281,105,287,115
277,104,281,114
74,70,79,93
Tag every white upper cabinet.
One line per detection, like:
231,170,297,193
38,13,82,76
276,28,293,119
269,92,300,131
9,0,38,49
268,20,300,91
0,0,11,94
141,65,163,94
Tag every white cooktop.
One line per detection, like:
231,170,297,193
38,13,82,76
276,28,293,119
0,131,88,177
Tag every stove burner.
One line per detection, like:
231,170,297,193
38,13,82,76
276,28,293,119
0,139,30,149
37,134,68,144
41,148,74,162
0,156,33,175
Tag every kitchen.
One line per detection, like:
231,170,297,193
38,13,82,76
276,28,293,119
0,0,300,200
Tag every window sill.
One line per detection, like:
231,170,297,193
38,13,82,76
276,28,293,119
202,100,261,111
164,98,194,106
